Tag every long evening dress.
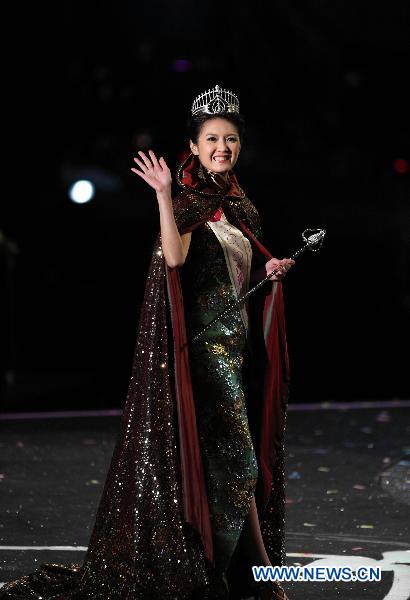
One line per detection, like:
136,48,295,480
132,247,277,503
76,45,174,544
0,153,289,600
180,207,257,595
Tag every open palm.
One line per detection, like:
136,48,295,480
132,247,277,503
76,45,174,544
131,150,172,193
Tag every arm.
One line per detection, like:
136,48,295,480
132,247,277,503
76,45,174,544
131,149,192,268
156,190,192,267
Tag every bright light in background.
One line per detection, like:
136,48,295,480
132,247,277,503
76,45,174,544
69,180,95,204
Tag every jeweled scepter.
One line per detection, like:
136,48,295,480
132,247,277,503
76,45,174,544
192,228,326,342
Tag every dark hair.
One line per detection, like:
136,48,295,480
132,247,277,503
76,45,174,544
186,112,246,144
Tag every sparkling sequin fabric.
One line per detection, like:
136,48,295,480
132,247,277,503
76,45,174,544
180,211,257,595
0,154,289,600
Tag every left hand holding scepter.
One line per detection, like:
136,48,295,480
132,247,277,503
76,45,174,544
252,257,295,284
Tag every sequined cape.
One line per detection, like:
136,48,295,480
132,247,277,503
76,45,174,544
0,154,290,600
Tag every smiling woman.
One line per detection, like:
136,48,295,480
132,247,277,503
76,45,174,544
0,85,292,600
187,113,245,180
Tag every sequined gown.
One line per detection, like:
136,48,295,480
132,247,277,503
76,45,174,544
180,209,257,594
0,154,289,600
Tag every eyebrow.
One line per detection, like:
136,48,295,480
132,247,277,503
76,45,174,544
205,132,239,136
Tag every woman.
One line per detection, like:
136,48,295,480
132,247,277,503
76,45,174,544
0,85,293,600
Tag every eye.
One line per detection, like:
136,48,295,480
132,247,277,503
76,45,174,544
227,137,238,142
206,136,217,141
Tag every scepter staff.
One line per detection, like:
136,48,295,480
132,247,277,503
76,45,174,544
192,228,326,342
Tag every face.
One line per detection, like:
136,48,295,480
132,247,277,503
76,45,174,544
189,117,241,179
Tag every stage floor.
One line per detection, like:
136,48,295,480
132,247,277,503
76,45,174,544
1,402,409,599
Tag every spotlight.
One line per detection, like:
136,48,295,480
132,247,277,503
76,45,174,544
69,180,95,204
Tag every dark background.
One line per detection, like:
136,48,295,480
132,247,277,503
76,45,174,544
3,0,409,411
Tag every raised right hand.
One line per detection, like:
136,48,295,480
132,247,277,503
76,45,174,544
131,150,172,193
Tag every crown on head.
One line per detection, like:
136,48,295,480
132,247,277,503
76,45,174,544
191,84,240,116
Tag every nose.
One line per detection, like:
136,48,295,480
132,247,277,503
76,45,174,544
217,139,229,153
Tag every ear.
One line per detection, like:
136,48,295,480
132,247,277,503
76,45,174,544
189,139,199,155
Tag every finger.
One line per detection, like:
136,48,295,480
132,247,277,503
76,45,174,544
133,156,149,172
270,268,283,278
159,156,169,170
138,150,153,169
148,150,160,168
130,168,149,182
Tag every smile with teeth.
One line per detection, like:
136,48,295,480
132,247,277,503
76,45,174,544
213,155,231,163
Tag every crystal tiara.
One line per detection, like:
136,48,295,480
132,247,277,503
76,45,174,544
191,84,240,116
